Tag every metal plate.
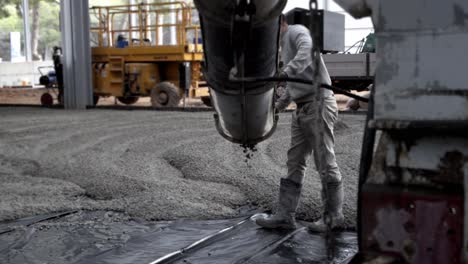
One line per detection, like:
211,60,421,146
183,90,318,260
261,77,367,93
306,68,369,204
360,184,463,264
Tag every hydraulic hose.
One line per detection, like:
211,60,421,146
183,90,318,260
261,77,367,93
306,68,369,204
229,76,370,103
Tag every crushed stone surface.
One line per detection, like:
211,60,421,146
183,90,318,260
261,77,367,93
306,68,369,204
0,108,365,228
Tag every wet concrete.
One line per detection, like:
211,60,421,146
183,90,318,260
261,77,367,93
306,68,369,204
0,108,364,226
0,107,365,263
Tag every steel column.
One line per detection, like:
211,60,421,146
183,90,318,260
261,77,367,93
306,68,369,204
60,0,93,109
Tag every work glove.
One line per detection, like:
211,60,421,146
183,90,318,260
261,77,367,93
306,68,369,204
275,84,291,112
275,85,287,101
276,71,288,96
276,71,288,80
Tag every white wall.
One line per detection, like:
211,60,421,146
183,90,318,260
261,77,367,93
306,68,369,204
0,61,54,87
284,0,374,52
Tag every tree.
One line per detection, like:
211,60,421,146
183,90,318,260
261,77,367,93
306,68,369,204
0,0,15,17
37,0,60,59
25,0,57,60
0,0,58,60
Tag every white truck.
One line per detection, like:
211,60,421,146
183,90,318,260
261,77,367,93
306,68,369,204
323,51,376,91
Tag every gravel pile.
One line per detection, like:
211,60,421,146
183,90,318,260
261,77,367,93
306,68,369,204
0,108,365,228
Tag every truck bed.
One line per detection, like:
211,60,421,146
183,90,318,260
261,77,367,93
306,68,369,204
323,53,376,91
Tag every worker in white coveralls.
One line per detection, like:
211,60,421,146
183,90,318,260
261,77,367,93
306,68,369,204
255,15,344,232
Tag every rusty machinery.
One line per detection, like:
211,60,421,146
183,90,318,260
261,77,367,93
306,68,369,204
336,0,468,263
195,0,468,263
89,2,209,107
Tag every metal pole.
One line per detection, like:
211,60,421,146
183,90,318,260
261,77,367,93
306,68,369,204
170,12,176,44
130,0,138,39
60,0,93,109
22,0,32,61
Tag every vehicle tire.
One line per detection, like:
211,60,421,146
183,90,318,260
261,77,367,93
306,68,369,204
117,96,139,105
151,82,181,107
201,96,212,107
39,75,50,87
40,93,54,106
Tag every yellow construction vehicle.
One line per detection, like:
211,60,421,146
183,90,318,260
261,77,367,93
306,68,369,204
89,2,209,107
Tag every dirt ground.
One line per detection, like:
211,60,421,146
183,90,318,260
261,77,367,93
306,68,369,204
0,87,207,107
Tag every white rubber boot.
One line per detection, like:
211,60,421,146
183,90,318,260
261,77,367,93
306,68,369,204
308,181,344,232
255,178,302,229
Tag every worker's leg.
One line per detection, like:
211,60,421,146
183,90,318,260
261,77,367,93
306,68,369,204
302,97,344,232
285,109,313,185
255,110,311,229
317,96,342,184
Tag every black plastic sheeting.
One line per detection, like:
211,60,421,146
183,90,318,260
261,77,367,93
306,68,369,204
0,211,357,264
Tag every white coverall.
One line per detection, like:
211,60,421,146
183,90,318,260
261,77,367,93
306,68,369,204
277,24,342,186
255,24,344,231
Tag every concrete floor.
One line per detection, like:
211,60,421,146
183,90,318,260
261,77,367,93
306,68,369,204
0,107,365,228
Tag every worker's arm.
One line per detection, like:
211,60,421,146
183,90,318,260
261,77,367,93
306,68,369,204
275,86,292,112
283,27,313,77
